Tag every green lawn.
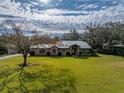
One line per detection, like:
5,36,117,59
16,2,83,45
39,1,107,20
0,54,124,93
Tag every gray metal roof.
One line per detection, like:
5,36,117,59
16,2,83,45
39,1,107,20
30,44,57,49
58,41,91,49
31,41,91,49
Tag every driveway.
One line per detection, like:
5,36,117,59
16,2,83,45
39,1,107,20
0,54,21,60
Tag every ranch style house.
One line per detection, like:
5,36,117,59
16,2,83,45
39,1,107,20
30,41,92,56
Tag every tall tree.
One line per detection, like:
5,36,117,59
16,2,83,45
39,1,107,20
104,22,121,47
31,34,60,44
1,23,37,66
62,29,81,40
82,22,123,49
120,31,124,44
12,23,32,66
82,23,106,49
0,23,8,47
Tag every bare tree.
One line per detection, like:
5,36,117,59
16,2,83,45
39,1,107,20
12,23,33,66
83,23,105,49
104,22,123,47
1,22,60,66
1,23,37,66
82,22,124,49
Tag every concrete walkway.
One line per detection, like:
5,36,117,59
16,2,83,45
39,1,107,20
0,54,21,60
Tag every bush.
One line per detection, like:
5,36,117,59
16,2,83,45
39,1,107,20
98,48,124,56
0,46,7,55
89,50,97,56
30,51,35,56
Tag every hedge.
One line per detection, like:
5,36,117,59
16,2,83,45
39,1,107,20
98,48,124,56
0,47,8,55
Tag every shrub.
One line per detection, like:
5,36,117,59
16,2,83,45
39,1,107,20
89,49,97,56
30,51,35,56
0,46,7,55
98,48,124,56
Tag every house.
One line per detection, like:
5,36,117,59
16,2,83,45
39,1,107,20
30,41,92,56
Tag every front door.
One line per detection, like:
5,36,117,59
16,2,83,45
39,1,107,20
72,47,77,55
71,45,79,56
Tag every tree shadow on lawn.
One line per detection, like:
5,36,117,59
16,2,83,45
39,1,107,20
0,65,77,93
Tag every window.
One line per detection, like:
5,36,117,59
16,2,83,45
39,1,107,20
66,52,70,56
63,49,65,52
58,52,62,56
40,50,45,54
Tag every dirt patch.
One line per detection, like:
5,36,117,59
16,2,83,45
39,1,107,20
110,62,124,68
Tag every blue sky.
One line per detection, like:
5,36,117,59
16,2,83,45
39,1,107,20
0,0,124,33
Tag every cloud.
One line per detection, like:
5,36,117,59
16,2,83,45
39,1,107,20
76,4,99,9
39,8,91,16
0,0,124,33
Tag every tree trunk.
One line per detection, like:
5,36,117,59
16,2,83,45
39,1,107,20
23,54,28,66
109,40,113,48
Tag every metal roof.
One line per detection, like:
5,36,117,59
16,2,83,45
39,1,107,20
31,41,91,49
58,41,91,49
30,44,57,48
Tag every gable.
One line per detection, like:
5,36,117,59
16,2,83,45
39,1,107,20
50,46,58,49
70,44,80,47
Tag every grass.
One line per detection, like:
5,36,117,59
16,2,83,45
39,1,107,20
0,54,124,93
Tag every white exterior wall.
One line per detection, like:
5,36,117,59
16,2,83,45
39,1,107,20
30,48,91,56
31,49,39,56
58,49,70,56
45,49,50,55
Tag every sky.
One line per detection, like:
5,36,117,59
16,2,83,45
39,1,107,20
0,0,124,33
